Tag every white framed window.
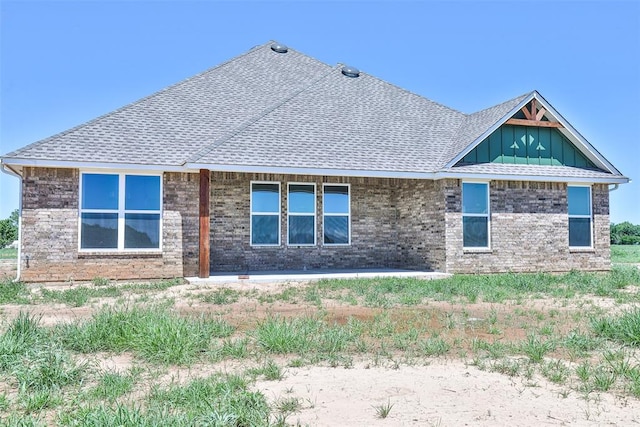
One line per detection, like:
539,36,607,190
250,182,281,246
462,181,490,249
79,172,162,251
568,185,592,248
323,184,350,245
288,183,316,245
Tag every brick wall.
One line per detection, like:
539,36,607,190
444,180,611,273
19,168,198,281
210,172,427,272
18,168,612,281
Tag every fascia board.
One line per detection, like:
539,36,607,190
0,158,195,173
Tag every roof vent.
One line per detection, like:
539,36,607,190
341,65,360,78
270,43,288,53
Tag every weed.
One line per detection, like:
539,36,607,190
418,337,450,357
0,279,30,304
200,288,240,305
541,360,570,384
519,334,555,363
91,277,110,286
591,308,640,347
91,371,136,402
373,400,394,419
40,286,121,307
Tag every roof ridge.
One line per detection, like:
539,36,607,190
2,41,278,158
186,64,340,164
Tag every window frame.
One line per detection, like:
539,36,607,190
250,181,281,247
568,184,593,249
461,181,491,250
322,183,351,246
287,182,316,246
78,171,163,252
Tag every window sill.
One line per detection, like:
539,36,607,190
463,247,492,254
78,250,162,258
569,247,595,253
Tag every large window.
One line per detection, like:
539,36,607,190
288,184,316,245
251,182,280,246
323,184,350,245
462,182,490,248
568,186,592,247
80,173,161,250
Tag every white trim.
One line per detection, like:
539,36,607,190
568,184,593,249
462,181,491,250
2,158,192,172
322,183,351,246
1,164,22,281
78,171,163,252
287,182,316,246
250,181,281,247
187,162,629,184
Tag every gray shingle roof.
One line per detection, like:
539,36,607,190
1,41,627,182
3,42,332,166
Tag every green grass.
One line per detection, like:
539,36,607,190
0,248,17,259
4,270,640,422
314,265,640,305
611,244,640,264
40,286,122,307
56,306,234,364
591,308,640,346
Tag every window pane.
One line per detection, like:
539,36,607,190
569,218,591,247
568,186,590,216
252,215,279,245
82,174,118,209
289,216,314,244
81,213,118,249
462,183,488,214
463,216,488,247
125,213,160,248
125,175,161,210
252,184,279,213
324,186,349,214
324,216,349,244
289,185,315,213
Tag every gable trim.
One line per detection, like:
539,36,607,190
446,92,623,176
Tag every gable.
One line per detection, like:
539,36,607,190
457,124,598,169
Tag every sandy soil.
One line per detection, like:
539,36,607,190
2,278,640,426
254,360,640,426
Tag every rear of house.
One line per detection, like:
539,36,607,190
1,42,627,282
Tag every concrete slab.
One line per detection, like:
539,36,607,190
186,268,451,284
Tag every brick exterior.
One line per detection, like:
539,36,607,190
444,180,610,273
17,168,611,282
210,172,436,272
19,168,198,281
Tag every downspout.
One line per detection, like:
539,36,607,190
1,164,22,282
608,184,619,192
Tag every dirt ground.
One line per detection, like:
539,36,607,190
2,279,640,426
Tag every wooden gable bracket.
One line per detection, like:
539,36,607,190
505,99,564,128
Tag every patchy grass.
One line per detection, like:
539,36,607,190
2,268,640,423
611,244,640,264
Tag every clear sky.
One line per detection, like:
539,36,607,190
1,1,639,223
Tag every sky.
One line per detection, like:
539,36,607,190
1,0,639,223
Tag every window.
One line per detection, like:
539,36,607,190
80,173,161,250
323,184,350,245
251,182,280,245
462,182,490,248
568,186,592,247
288,184,315,245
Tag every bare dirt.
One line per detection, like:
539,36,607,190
2,279,639,426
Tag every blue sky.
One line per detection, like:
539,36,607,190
1,1,639,223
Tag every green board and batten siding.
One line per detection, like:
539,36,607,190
460,125,597,168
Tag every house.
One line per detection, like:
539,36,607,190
0,41,629,282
